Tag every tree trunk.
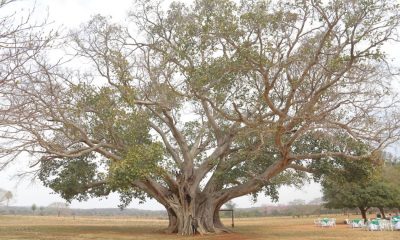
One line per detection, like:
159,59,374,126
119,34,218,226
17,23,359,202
378,207,386,219
164,208,178,234
164,194,230,235
359,207,368,222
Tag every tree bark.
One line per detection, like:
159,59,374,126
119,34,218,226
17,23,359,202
378,207,386,219
164,208,178,234
164,193,230,235
359,207,369,222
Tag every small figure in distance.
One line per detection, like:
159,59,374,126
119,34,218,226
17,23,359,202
192,217,198,234
189,215,198,235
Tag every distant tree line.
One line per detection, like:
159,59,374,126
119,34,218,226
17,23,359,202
0,205,167,218
1,201,386,219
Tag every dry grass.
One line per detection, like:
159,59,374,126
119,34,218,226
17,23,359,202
0,215,399,240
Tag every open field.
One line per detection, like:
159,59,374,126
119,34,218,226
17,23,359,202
0,215,399,240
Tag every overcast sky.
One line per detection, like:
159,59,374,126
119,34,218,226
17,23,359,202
1,0,399,210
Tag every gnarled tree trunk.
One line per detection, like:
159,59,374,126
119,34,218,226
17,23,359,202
163,193,231,235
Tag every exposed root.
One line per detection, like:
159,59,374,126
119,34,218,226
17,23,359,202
214,226,233,234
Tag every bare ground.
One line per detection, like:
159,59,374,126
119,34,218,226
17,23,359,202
0,215,398,240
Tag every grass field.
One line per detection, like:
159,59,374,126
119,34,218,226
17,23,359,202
0,215,399,240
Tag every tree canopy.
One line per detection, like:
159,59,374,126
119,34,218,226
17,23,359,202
1,0,400,235
322,169,400,220
322,150,400,220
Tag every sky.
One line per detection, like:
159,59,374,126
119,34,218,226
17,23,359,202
1,0,399,210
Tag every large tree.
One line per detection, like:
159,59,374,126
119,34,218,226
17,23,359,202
1,0,400,235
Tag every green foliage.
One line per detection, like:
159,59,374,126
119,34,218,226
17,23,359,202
322,178,399,210
31,204,37,212
108,142,164,209
29,0,400,214
39,154,109,202
39,79,165,204
110,143,164,186
215,131,312,202
306,134,375,182
70,85,151,148
321,147,400,212
39,142,164,205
